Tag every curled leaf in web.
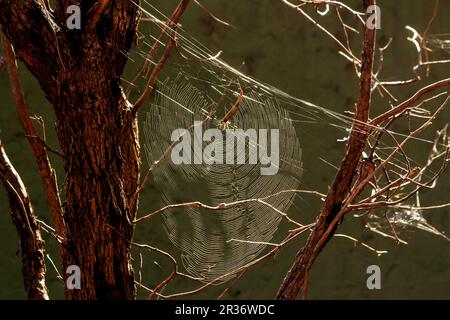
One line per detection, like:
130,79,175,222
367,201,450,243
366,126,450,243
142,76,303,282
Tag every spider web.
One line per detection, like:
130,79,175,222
121,0,450,284
142,76,302,281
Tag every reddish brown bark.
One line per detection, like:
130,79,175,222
276,0,377,300
3,36,66,250
0,0,140,299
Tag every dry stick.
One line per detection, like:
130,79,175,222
0,142,49,300
276,0,377,300
134,189,325,226
3,38,66,241
192,0,234,28
146,253,177,300
334,234,387,255
369,226,408,244
297,0,366,23
399,203,450,211
383,129,412,174
372,38,393,94
24,135,64,158
422,0,440,77
367,88,449,161
132,31,176,111
371,106,447,194
335,7,359,78
127,0,190,95
220,84,244,123
371,78,450,127
377,55,450,86
283,0,397,102
377,61,450,87
132,0,190,112
374,38,393,78
137,198,303,227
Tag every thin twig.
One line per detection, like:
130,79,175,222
24,135,64,158
3,37,66,240
422,0,440,76
135,189,325,226
192,0,234,28
132,0,190,112
371,78,450,127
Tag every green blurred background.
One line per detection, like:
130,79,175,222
0,0,449,299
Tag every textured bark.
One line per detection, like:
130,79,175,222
3,36,66,250
276,0,377,300
55,62,140,300
1,0,140,299
0,142,49,300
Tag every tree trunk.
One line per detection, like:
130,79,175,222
55,59,140,300
0,0,141,299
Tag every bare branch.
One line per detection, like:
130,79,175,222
134,189,325,227
0,141,48,300
371,78,450,127
3,37,66,241
132,0,191,112
277,0,377,300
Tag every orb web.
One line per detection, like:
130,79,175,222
143,77,303,282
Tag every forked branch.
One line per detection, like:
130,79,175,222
277,0,377,300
